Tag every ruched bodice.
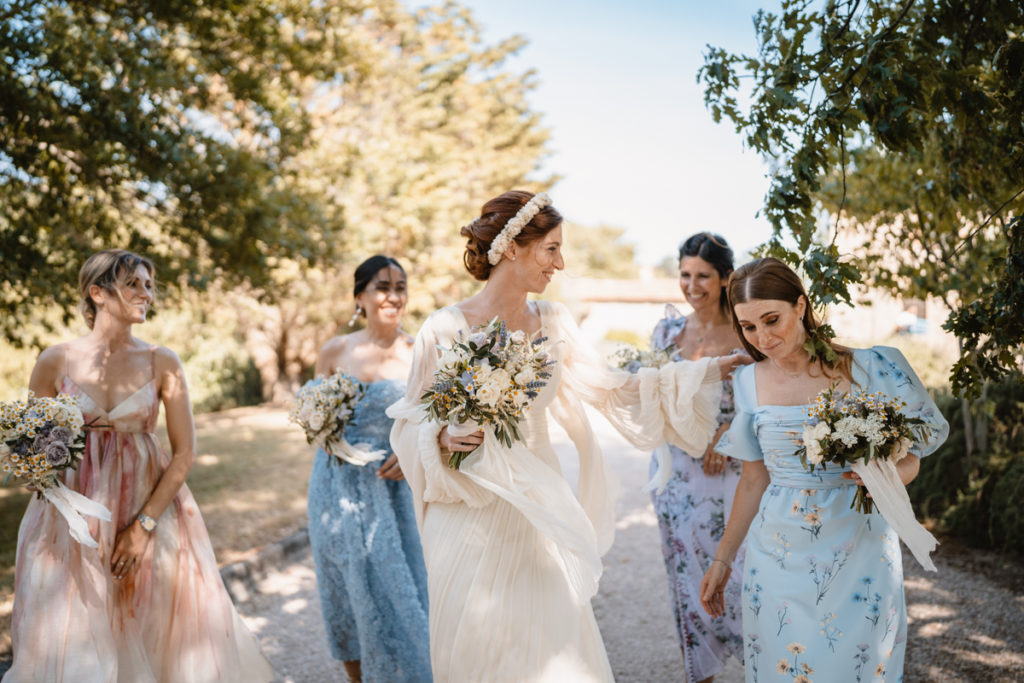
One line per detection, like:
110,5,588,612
61,377,160,434
750,404,853,488
345,379,406,449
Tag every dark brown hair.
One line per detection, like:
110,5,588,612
727,257,850,377
678,232,734,316
460,190,563,280
78,249,156,329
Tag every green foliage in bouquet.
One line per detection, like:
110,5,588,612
421,318,553,470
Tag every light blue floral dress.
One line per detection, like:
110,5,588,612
306,379,431,682
647,305,745,680
716,346,948,683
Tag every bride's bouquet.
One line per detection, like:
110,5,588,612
422,317,553,469
612,345,673,373
797,384,928,514
1,392,111,548
291,372,386,466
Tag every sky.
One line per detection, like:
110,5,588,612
429,0,782,267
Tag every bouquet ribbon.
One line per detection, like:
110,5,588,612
41,482,112,548
849,458,938,571
642,443,672,495
452,419,603,605
328,439,387,467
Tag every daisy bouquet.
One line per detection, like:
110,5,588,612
797,384,929,514
422,317,553,469
0,392,111,547
291,372,386,466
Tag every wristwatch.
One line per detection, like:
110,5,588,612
137,513,157,533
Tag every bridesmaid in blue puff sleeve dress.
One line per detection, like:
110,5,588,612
306,256,431,683
700,258,948,683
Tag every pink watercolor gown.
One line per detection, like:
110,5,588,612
5,352,272,682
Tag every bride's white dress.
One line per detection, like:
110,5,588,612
387,301,723,682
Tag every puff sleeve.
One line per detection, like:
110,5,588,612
714,364,764,462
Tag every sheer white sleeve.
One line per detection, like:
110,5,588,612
386,309,494,528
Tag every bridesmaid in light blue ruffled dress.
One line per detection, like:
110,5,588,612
306,255,430,683
700,258,948,683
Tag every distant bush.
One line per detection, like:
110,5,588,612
908,376,1024,555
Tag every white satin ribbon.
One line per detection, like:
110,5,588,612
327,438,387,466
41,482,112,548
642,443,673,494
849,458,938,571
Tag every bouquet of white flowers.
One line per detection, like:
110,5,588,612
291,372,386,466
611,345,673,373
797,384,928,514
0,392,111,547
422,317,553,469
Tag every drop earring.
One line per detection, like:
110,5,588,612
348,306,363,326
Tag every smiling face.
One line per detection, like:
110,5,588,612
679,255,725,313
90,263,154,325
511,225,564,293
733,296,807,361
355,265,407,326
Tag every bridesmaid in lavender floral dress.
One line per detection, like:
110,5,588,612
649,233,746,683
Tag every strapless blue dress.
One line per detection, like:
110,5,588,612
307,379,431,682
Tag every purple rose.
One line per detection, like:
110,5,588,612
49,426,73,445
12,440,31,456
43,441,70,466
33,434,52,453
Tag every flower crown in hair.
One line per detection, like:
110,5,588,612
486,193,552,266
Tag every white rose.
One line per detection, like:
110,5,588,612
488,368,511,391
805,441,824,465
475,382,501,408
440,348,461,372
468,332,489,347
308,412,325,431
893,436,913,462
514,366,537,386
509,330,526,345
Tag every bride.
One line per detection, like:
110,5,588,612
387,190,750,681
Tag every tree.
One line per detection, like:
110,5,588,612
0,0,363,343
699,0,1024,398
561,222,639,279
233,2,556,400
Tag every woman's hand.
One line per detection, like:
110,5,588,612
700,559,732,618
110,520,151,582
715,351,753,378
377,454,405,481
703,423,731,476
439,426,484,461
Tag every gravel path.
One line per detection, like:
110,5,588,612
235,409,1023,682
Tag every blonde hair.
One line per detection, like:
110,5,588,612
78,249,156,329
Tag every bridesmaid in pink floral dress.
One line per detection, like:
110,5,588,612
5,250,272,682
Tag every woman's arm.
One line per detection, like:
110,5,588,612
110,347,195,581
700,459,770,617
27,346,63,398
